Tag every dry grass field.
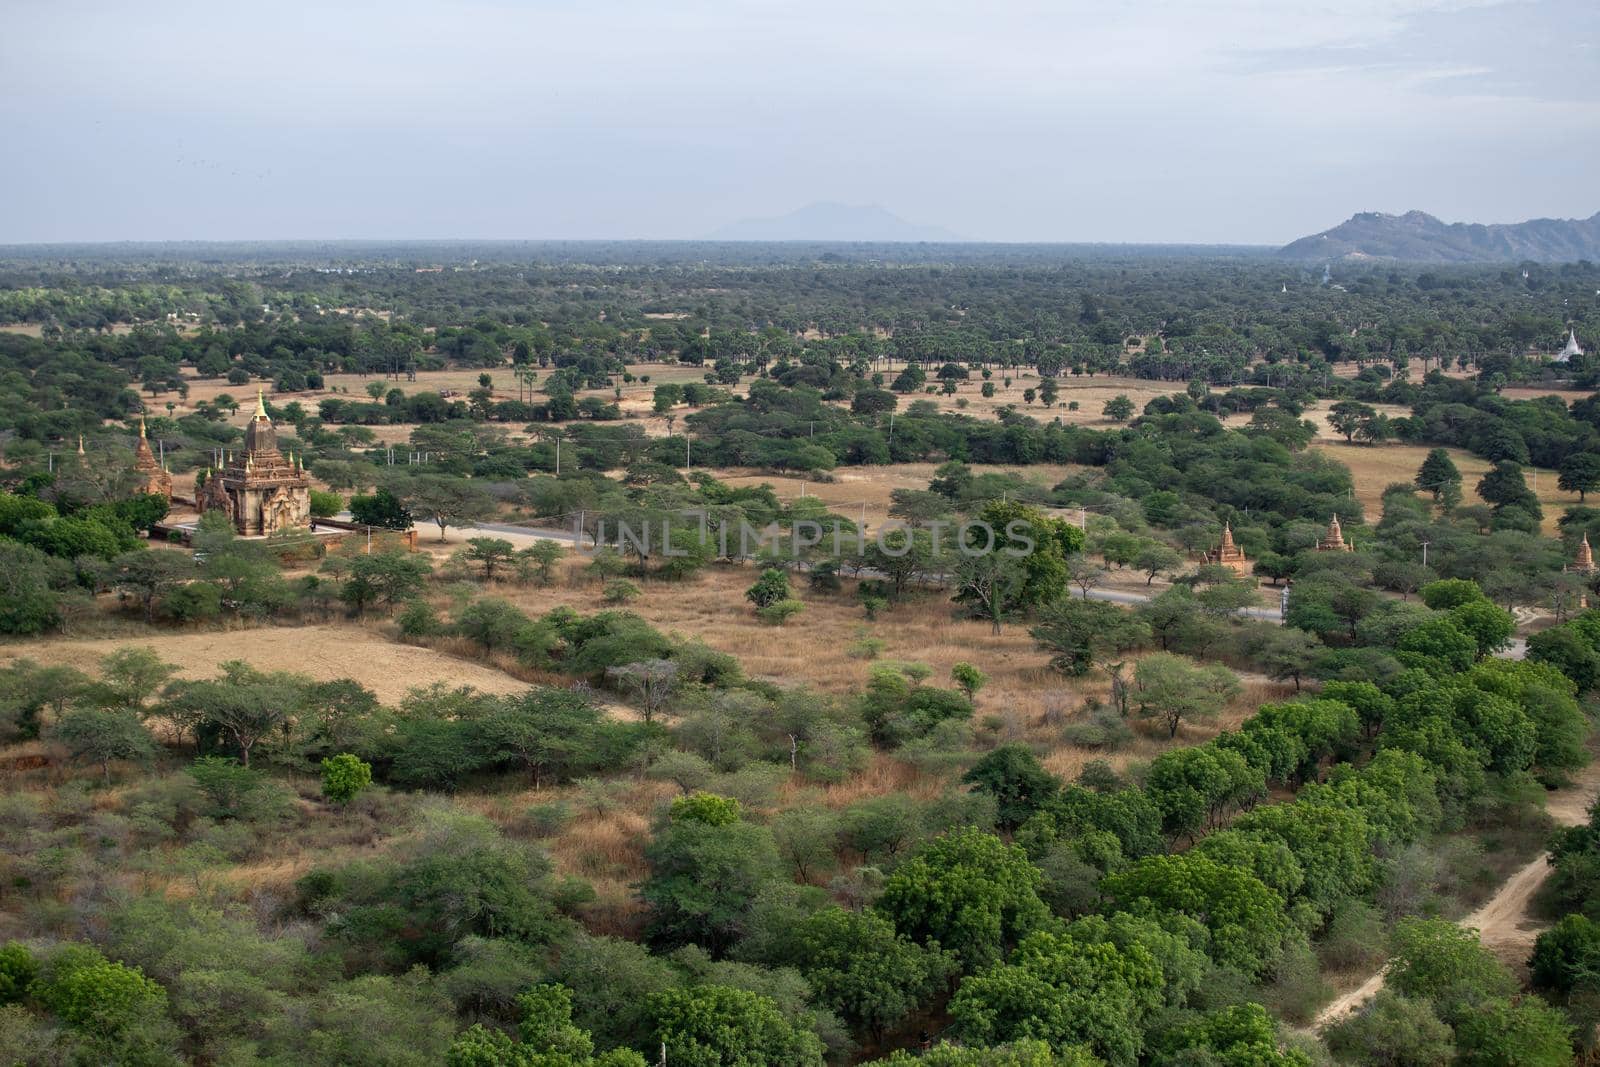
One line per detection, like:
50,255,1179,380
0,624,530,703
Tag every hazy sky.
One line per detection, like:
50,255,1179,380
2,0,1596,244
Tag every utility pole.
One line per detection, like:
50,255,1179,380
1420,540,1429,569
685,434,691,472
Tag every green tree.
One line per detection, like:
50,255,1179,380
1103,395,1135,422
50,707,155,781
642,794,783,955
951,662,987,702
1449,599,1516,659
1100,853,1293,978
1453,997,1573,1067
1254,626,1319,691
321,752,374,803
746,568,791,609
949,930,1157,1067
1131,652,1241,738
349,487,414,530
790,906,955,1041
0,943,39,1005
1531,913,1600,999
1477,461,1541,521
1327,400,1376,443
32,945,175,1053
647,984,825,1067
953,550,1029,634
518,540,565,585
867,1041,1099,1066
480,688,609,789
1559,452,1600,502
875,827,1049,973
95,646,178,711
1157,1003,1310,1067
962,744,1060,831
1394,616,1477,676
1417,447,1463,509
465,537,517,580
1325,991,1454,1067
110,549,190,622
309,489,343,517
1386,918,1516,1021
1031,597,1148,677
402,475,496,542
0,541,65,635
1133,541,1182,585
337,550,432,614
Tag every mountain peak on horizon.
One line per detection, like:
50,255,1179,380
1281,208,1600,263
708,202,964,242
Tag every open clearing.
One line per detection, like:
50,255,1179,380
0,624,529,703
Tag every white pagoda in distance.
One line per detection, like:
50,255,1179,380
1555,329,1584,362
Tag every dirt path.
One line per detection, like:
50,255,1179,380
1314,760,1600,1028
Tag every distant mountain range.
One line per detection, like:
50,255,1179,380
1280,209,1600,263
708,202,964,242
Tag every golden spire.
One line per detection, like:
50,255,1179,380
1221,522,1236,551
254,388,268,419
138,415,147,439
1579,533,1595,571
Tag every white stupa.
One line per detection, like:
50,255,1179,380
1555,329,1584,363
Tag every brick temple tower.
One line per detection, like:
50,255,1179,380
1205,522,1252,577
132,417,172,501
1316,514,1353,552
1569,533,1596,576
197,390,310,535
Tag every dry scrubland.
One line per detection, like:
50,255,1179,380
0,545,1292,925
434,549,1291,921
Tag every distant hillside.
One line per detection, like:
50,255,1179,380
1280,209,1600,263
708,202,964,242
